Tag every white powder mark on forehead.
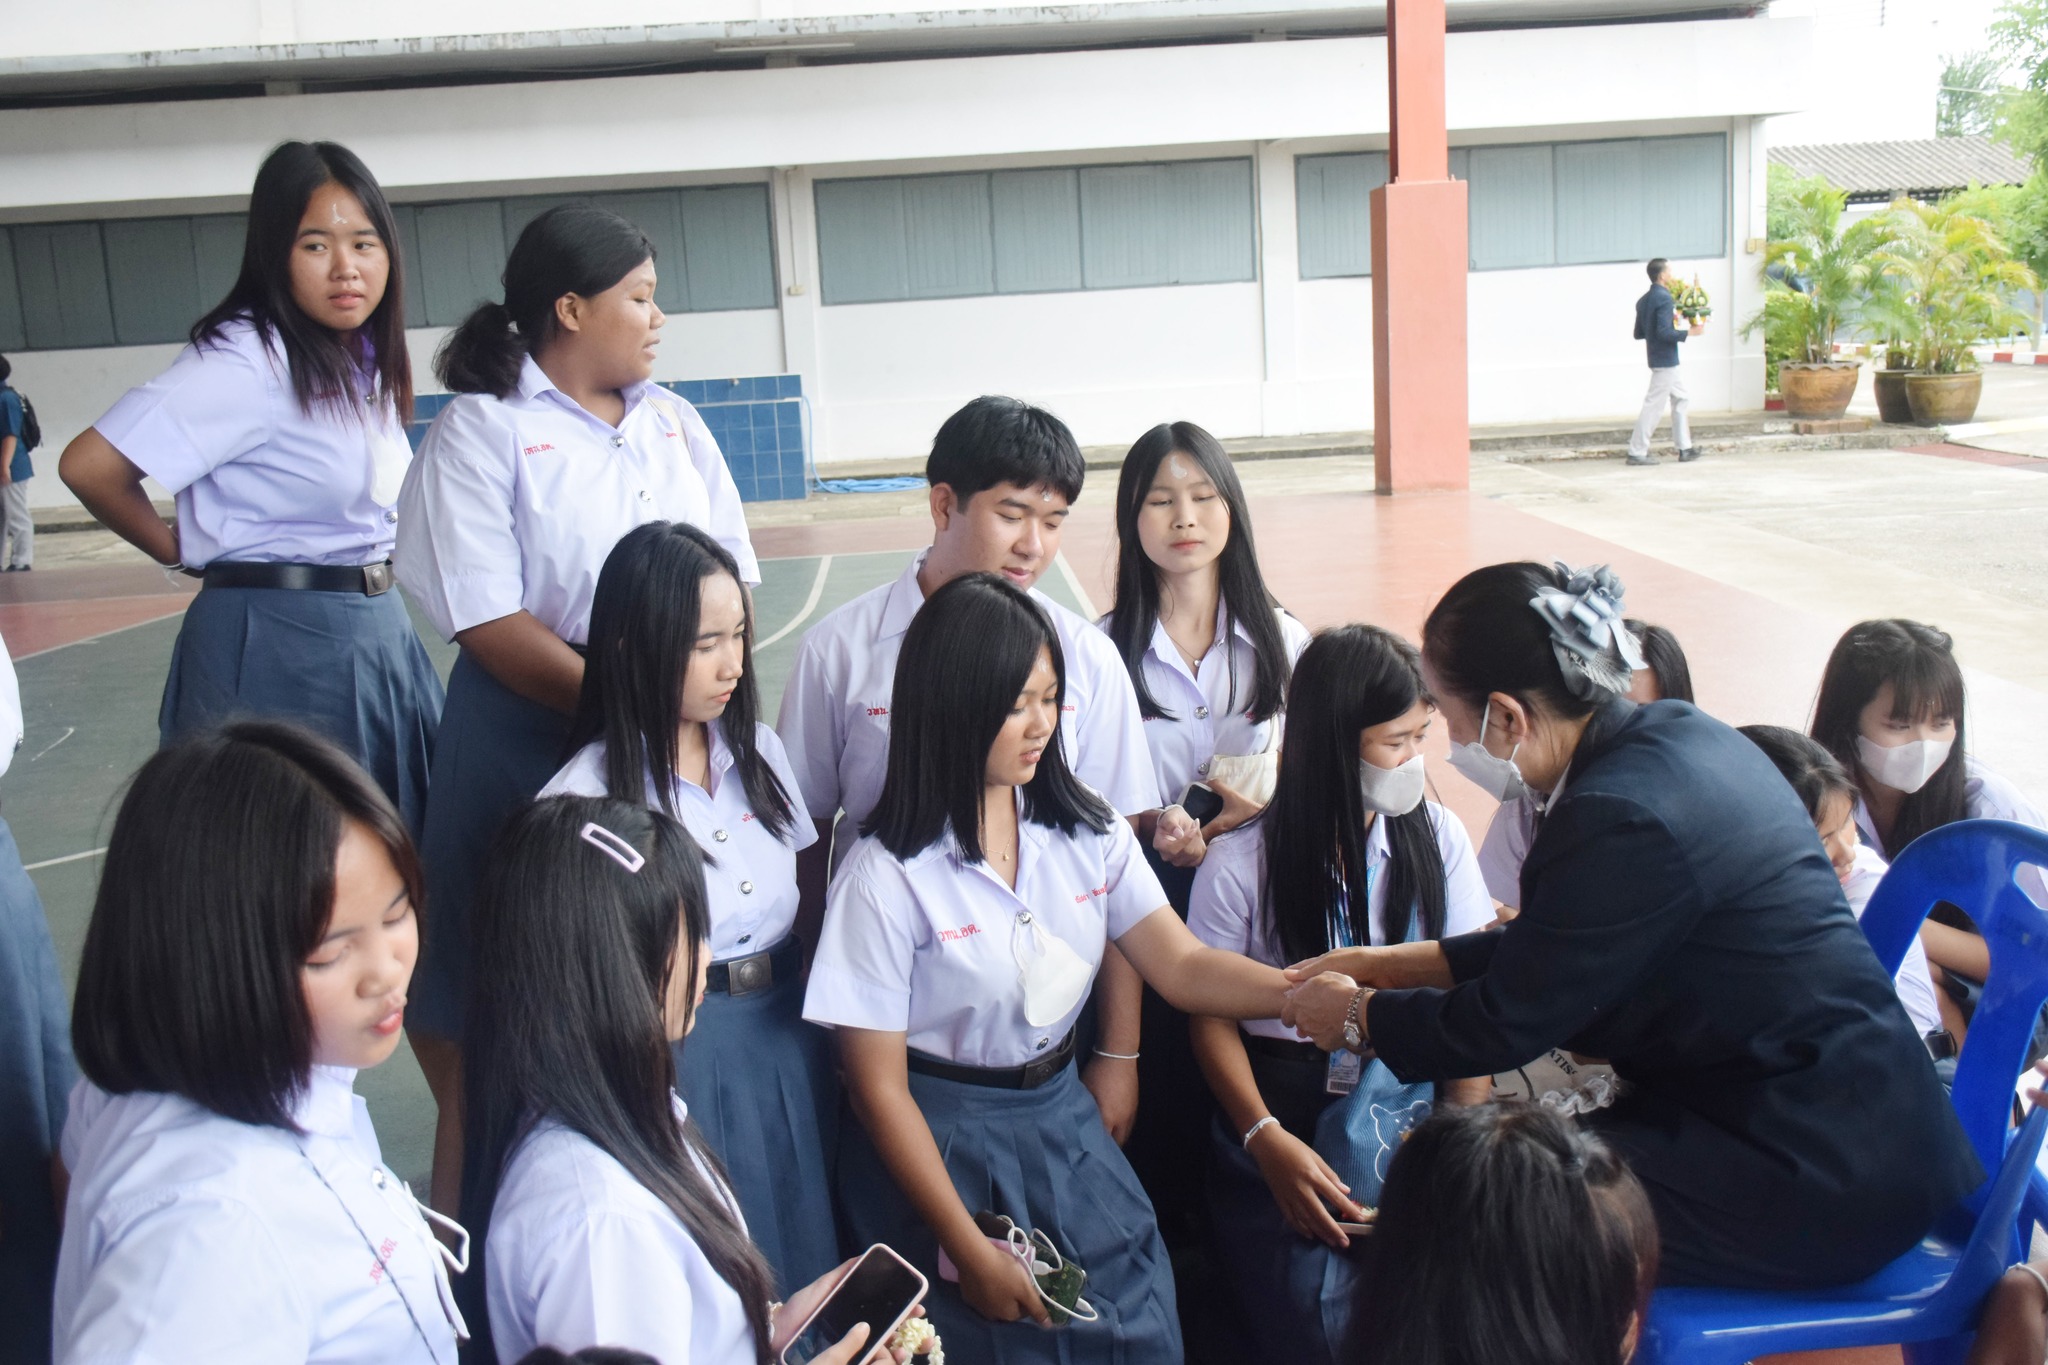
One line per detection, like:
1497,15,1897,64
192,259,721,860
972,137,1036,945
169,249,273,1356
1168,456,1189,479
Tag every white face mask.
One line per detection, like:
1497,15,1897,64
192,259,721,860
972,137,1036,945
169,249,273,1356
1445,700,1529,803
1359,754,1427,816
1856,734,1954,795
1012,912,1095,1027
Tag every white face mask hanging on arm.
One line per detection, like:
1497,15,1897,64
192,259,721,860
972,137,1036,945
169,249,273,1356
1445,700,1530,804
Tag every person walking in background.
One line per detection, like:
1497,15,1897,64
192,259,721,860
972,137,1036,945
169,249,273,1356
0,356,35,571
1628,258,1704,468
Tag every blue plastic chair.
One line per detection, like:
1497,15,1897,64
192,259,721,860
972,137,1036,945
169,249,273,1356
1638,819,2048,1365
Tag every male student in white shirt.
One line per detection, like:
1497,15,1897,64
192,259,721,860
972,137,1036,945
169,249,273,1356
778,395,1158,1139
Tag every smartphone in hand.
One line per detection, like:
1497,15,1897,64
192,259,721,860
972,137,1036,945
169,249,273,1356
779,1244,928,1365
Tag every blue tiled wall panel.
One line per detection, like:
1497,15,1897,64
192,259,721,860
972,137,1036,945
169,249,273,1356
404,374,808,503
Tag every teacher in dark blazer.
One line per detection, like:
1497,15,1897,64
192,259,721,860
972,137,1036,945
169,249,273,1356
1283,561,1981,1289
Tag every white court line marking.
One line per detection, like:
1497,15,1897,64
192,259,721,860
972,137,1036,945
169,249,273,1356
29,726,75,761
25,846,106,871
13,608,185,662
756,554,835,650
1053,551,1098,620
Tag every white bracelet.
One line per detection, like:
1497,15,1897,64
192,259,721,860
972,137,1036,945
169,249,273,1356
1092,1048,1140,1061
1242,1115,1279,1149
2013,1261,2048,1308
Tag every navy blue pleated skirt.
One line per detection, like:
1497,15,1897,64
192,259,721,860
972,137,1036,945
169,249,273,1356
837,1061,1181,1365
1205,1115,1359,1365
0,817,73,1365
159,585,443,836
676,969,841,1295
409,650,570,1040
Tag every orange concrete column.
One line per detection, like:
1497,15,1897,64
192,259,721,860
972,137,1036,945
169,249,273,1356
1370,0,1470,493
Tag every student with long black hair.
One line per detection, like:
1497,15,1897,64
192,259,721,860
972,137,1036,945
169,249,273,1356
397,203,756,1211
1282,562,1980,1288
53,722,466,1363
464,796,909,1365
538,520,837,1291
1187,625,1492,1365
60,142,440,833
805,573,1294,1365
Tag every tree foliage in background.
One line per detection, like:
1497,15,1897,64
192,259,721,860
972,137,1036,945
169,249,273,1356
1940,50,2004,137
1748,179,1890,370
1992,0,2048,161
1868,195,2039,371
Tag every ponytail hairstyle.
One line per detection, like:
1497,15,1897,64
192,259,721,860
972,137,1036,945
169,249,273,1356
1106,421,1292,724
436,204,655,398
1623,618,1694,704
460,796,775,1363
1259,626,1448,964
1422,562,1641,723
567,521,796,840
192,141,413,424
1809,619,1968,850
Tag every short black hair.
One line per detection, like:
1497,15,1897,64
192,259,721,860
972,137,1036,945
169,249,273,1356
72,721,422,1130
866,572,1112,861
925,395,1085,505
1623,618,1694,704
0,355,11,383
1738,724,1855,824
1647,258,1669,283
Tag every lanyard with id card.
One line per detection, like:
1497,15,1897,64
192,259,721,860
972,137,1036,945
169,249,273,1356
1324,866,1376,1097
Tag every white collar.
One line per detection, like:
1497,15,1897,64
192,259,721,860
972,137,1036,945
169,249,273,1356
514,355,657,420
291,1065,361,1139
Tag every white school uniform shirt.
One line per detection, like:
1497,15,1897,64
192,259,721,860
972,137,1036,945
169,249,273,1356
804,799,1169,1067
777,553,1156,872
1838,843,1946,1039
395,356,758,645
486,1094,757,1365
93,317,412,568
0,627,21,776
539,721,817,961
1477,796,1539,909
53,1068,463,1365
1852,755,2047,859
1188,807,1495,1041
1104,606,1314,807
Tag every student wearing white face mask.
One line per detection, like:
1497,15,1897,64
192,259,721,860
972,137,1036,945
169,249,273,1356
1186,626,1491,1365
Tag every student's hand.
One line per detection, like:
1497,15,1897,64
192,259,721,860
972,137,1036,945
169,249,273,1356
775,1263,929,1364
959,1240,1053,1326
1281,971,1362,1051
2024,1059,2048,1111
1246,1121,1366,1248
1081,1052,1139,1145
1202,779,1264,839
1152,805,1207,868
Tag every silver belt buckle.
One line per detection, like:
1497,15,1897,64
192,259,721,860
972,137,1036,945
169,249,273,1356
362,561,394,596
728,952,772,997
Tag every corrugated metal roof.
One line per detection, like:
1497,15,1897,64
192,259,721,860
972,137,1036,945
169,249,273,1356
1768,137,2035,200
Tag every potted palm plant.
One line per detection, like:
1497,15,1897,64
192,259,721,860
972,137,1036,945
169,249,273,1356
1746,182,1882,421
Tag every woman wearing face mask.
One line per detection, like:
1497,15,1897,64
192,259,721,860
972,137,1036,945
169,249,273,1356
396,204,757,1213
804,573,1295,1365
54,722,466,1363
1282,562,1979,1289
59,142,440,834
537,521,838,1293
1186,625,1492,1365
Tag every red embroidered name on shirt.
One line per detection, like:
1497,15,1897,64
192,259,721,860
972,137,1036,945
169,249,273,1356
1072,886,1108,904
866,706,889,717
1061,704,1077,713
938,925,981,943
740,812,756,822
522,443,555,455
369,1237,397,1284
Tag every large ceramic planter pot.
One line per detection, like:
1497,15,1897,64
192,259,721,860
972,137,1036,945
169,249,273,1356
1871,368,1915,425
1904,371,1983,426
1779,362,1860,420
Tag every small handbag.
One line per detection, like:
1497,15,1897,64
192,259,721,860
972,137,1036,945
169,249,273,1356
1192,713,1282,809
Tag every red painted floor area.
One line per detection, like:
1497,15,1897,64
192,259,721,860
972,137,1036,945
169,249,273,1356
0,563,195,658
1906,441,2048,472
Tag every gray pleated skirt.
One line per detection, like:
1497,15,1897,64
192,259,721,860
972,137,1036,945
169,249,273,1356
159,585,443,836
1205,1115,1359,1365
837,1061,1181,1364
676,970,842,1295
409,650,570,1040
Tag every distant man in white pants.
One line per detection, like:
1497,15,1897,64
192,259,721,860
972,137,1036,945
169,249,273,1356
0,356,31,570
1628,257,1705,467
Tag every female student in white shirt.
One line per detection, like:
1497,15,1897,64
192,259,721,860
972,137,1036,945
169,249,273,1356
804,573,1296,1365
1187,625,1493,1365
538,520,837,1291
53,721,465,1363
396,204,756,1210
464,795,916,1365
59,142,440,833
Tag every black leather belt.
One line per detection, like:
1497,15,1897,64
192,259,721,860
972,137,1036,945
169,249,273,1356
706,936,802,998
908,1029,1077,1090
202,560,395,596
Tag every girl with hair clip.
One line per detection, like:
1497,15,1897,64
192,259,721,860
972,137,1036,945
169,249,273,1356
1187,625,1494,1365
463,796,918,1365
804,573,1296,1365
1345,1102,1659,1365
53,721,466,1363
537,519,838,1292
396,203,757,1212
59,142,440,833
1282,562,1980,1289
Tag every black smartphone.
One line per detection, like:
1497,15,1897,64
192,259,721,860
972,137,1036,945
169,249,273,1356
1180,782,1225,826
781,1244,928,1364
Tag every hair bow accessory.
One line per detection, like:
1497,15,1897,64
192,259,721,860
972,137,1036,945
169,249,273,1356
1528,563,1645,700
